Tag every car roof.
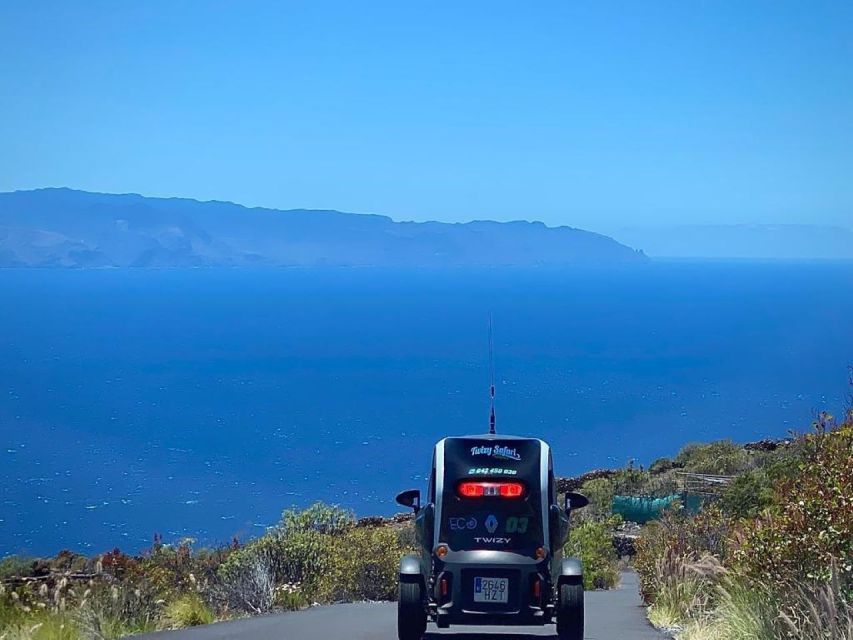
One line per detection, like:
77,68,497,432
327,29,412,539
435,434,550,452
443,433,543,442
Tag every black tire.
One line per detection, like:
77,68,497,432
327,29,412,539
556,581,584,640
397,580,427,640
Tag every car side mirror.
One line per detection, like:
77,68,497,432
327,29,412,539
396,489,421,512
564,492,589,512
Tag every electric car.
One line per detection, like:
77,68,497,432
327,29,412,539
395,434,589,640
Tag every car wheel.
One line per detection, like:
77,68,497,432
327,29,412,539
556,580,584,640
398,580,427,640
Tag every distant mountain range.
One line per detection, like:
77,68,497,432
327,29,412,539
0,189,646,268
616,224,853,260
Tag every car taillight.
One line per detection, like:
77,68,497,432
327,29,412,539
457,481,525,498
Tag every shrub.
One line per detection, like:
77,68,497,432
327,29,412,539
394,522,417,551
649,457,677,475
564,518,619,590
675,440,749,476
612,462,651,495
74,581,161,639
215,503,407,611
279,502,355,536
268,502,354,589
644,552,725,629
776,560,853,640
0,557,36,580
646,574,705,629
576,478,615,524
718,470,773,519
273,583,310,611
734,416,853,586
710,574,778,640
48,552,88,575
635,506,733,603
0,611,80,640
98,549,137,581
639,409,853,639
162,593,214,628
217,546,277,615
315,526,406,602
263,529,332,591
217,502,357,613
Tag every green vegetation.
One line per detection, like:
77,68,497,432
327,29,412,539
163,594,214,628
0,607,79,640
315,526,402,602
635,410,853,640
0,503,414,639
217,502,411,614
564,518,620,590
3,401,850,639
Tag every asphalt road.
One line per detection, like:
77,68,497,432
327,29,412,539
136,572,665,640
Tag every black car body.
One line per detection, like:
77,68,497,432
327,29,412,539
396,434,587,640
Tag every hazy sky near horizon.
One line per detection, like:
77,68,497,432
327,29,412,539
1,1,851,231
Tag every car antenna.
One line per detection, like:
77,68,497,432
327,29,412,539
488,313,496,435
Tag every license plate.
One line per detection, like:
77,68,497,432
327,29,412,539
473,577,508,603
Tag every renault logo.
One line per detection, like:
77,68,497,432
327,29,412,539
485,514,499,533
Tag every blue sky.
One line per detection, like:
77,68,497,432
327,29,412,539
1,1,851,231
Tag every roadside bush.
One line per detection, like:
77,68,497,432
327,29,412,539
394,521,417,551
638,408,853,639
162,593,214,628
635,506,732,604
133,537,223,598
674,594,777,640
216,546,277,615
315,526,406,602
707,574,777,640
645,554,717,630
267,502,354,588
0,611,80,640
776,560,853,640
216,503,410,611
273,583,310,611
564,518,619,590
254,528,332,594
280,502,355,536
217,502,355,613
1,592,24,629
74,581,161,639
734,416,853,586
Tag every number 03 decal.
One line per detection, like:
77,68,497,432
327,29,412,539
505,516,529,533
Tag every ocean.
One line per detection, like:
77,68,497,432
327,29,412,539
1,262,851,556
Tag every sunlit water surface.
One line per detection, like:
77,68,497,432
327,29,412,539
1,262,851,555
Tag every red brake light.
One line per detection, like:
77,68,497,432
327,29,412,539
458,482,484,497
501,482,524,497
457,481,525,498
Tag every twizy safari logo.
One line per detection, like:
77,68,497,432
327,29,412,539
470,445,522,461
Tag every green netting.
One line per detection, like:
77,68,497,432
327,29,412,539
612,493,703,523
